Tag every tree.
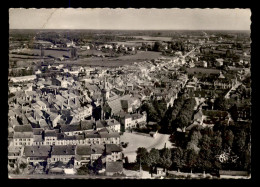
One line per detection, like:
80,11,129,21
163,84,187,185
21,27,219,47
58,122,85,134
173,147,184,172
141,102,159,122
230,104,239,122
176,114,190,130
92,157,103,174
19,162,27,173
145,148,160,177
198,135,213,172
242,145,251,171
153,42,162,52
200,134,212,150
159,148,172,172
160,106,174,133
136,147,148,165
184,149,198,173
223,130,234,149
211,131,223,156
190,130,202,145
77,165,90,175
186,141,200,154
234,130,247,155
214,96,229,111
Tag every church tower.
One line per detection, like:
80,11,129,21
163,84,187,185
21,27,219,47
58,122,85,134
102,77,110,101
101,77,110,120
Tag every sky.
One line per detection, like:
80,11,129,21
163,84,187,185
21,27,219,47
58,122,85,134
9,8,251,30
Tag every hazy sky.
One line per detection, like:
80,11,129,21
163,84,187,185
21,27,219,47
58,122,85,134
9,8,251,30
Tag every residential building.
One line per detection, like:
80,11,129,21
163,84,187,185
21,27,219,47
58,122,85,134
49,145,76,163
105,144,123,162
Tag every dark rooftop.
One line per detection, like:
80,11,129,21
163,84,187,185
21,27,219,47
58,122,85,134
106,144,122,155
44,130,57,137
51,145,76,155
14,124,33,132
76,145,91,155
60,124,81,132
24,145,51,157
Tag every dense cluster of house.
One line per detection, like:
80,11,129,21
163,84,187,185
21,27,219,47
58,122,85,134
9,56,189,175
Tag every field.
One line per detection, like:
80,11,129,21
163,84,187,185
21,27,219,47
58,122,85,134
54,51,163,67
11,48,70,58
120,132,175,163
115,51,162,61
78,49,104,56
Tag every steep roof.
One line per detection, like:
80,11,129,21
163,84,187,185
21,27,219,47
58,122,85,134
33,135,44,142
33,128,44,135
60,124,81,132
91,144,105,155
44,130,57,137
96,120,106,129
105,144,122,155
76,145,91,155
24,145,51,157
85,133,101,139
107,94,132,115
13,132,33,138
14,124,32,132
51,145,76,155
80,120,95,130
106,119,120,127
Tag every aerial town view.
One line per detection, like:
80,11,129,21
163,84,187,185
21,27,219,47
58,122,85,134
8,8,251,179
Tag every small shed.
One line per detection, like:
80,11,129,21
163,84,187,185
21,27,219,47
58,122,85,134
156,167,165,176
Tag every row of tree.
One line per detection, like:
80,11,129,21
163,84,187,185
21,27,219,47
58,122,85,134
135,124,250,176
140,99,167,124
136,147,172,177
153,41,187,52
160,96,196,134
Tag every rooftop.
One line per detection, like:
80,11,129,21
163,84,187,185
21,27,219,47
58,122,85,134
106,144,122,155
51,145,76,155
76,145,91,155
14,124,33,132
60,124,81,132
44,130,57,137
24,145,51,157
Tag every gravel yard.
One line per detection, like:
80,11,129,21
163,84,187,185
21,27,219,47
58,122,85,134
120,132,175,163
